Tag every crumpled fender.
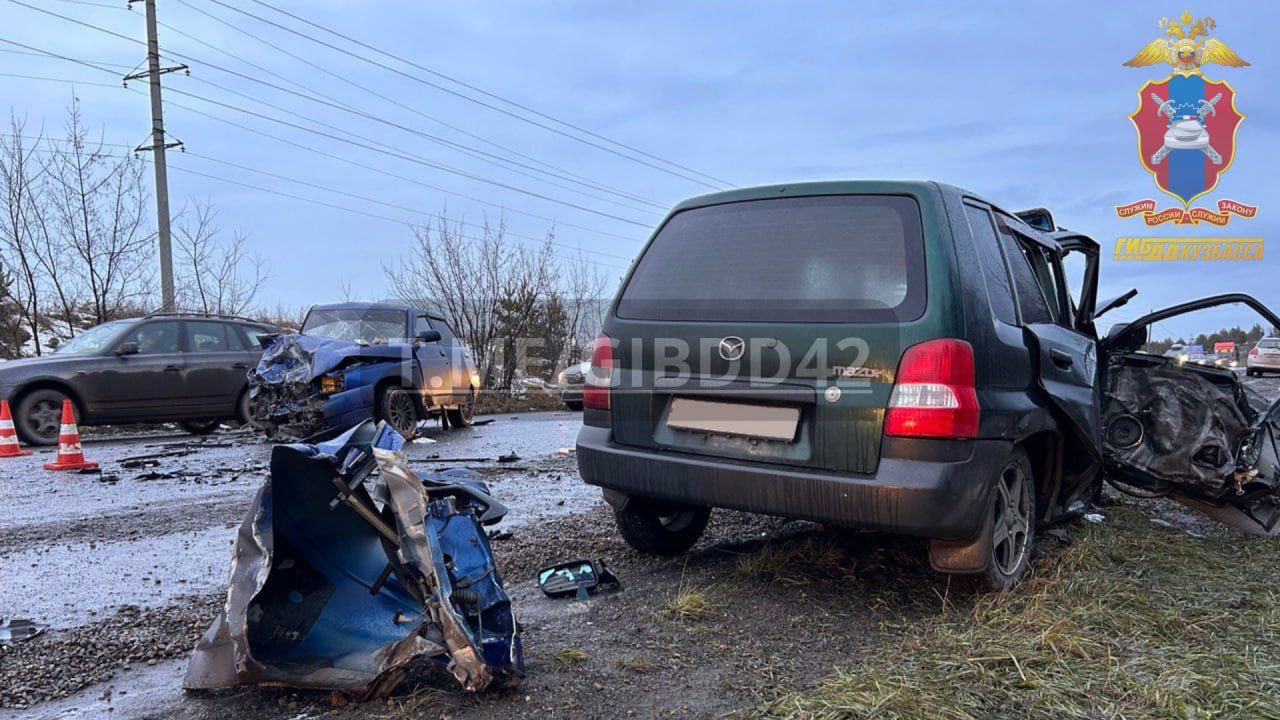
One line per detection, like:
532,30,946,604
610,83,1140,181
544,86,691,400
184,421,521,697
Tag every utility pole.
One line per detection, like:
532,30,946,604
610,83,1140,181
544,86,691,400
125,0,185,311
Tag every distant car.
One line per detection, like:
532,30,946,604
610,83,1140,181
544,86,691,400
0,312,279,445
1184,344,1208,365
556,361,590,410
249,303,479,439
1247,338,1280,376
1163,343,1187,360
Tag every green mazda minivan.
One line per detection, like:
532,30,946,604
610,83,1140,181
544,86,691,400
576,180,1108,589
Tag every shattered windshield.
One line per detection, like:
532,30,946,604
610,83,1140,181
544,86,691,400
302,308,406,345
54,319,132,355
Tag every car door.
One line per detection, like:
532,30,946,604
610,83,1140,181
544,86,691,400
183,320,251,417
412,312,454,406
78,320,187,419
996,217,1102,503
434,317,474,403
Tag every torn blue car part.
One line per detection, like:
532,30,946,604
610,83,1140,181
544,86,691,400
184,421,522,697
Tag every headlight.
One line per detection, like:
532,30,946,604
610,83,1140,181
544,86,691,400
319,374,345,395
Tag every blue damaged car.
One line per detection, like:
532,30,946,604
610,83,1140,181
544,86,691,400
248,303,479,439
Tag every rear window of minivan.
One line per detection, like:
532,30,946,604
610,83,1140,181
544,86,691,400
616,195,926,323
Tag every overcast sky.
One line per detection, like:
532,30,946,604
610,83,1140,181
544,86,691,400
1,0,1276,339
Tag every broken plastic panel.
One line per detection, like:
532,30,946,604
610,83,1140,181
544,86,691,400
184,420,522,698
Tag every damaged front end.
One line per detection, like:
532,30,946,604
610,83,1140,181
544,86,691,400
249,334,409,440
184,421,522,697
1101,294,1280,536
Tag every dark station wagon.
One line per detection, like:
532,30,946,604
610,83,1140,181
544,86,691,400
577,180,1280,589
0,312,278,444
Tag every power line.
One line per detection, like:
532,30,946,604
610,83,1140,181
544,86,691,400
161,83,652,227
0,70,120,88
11,139,633,273
177,150,637,260
33,0,674,210
154,20,665,215
242,0,730,187
0,46,132,69
0,45,652,250
2,1,660,226
0,39,645,241
169,163,629,271
168,0,667,210
161,92,647,243
206,0,729,190
177,71,663,217
0,31,659,240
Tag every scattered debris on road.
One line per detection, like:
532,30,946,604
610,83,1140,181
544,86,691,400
185,420,522,699
0,618,46,644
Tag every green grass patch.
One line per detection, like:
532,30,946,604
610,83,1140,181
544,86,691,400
764,504,1280,719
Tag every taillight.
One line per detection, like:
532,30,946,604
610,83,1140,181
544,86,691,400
583,333,613,410
884,339,980,439
1250,347,1259,357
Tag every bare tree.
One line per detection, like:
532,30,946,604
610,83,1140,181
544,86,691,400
174,198,269,316
387,210,617,389
386,211,509,385
44,99,154,325
559,250,612,366
0,115,47,354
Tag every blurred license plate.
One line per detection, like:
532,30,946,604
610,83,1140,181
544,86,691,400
667,398,799,441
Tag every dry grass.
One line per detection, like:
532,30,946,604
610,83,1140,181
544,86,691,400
548,647,588,668
613,656,664,674
660,589,717,622
736,535,853,585
764,504,1280,719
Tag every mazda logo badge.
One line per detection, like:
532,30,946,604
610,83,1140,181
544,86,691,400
718,336,745,362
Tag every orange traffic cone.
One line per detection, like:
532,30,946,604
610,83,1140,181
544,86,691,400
0,400,32,457
43,399,97,471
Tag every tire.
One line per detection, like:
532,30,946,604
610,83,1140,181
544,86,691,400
1247,368,1258,377
564,400,584,411
614,498,711,556
14,388,73,446
234,389,252,426
180,419,221,435
976,446,1037,592
378,386,420,439
446,388,475,428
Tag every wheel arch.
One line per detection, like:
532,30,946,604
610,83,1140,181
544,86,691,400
11,379,86,418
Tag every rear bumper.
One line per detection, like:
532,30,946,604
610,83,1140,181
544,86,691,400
1248,357,1280,371
576,425,1010,540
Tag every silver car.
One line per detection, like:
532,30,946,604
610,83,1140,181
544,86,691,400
555,361,590,410
1247,338,1280,376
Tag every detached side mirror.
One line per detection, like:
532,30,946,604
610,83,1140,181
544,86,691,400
115,341,140,356
415,330,442,344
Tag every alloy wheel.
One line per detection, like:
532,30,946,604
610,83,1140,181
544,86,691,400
991,461,1031,576
28,399,62,441
386,390,418,437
